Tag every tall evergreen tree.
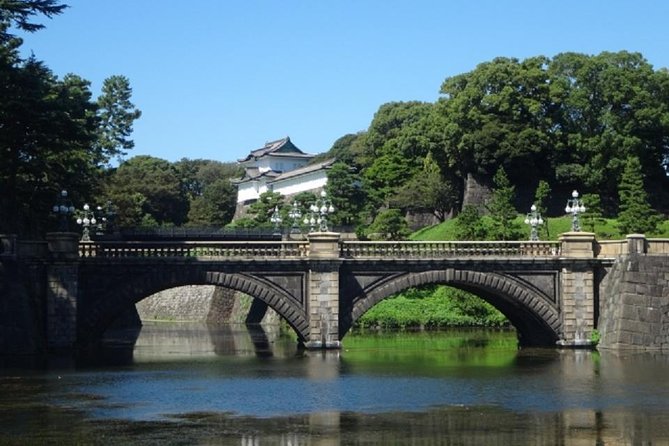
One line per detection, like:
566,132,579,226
454,205,487,241
581,193,605,234
0,0,66,43
617,156,661,235
486,167,521,240
96,75,142,162
325,162,365,227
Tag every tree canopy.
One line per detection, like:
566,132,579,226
1,5,666,241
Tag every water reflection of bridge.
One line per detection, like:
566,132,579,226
123,323,282,360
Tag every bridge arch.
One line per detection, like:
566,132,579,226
77,265,309,348
344,269,561,346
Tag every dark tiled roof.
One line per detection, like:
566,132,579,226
237,136,312,163
232,169,280,184
233,159,336,185
272,159,336,182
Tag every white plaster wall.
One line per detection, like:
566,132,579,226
273,171,327,196
237,179,270,203
237,182,259,203
246,156,310,174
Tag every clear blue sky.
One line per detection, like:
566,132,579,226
17,0,669,163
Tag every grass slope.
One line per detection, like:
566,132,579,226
411,216,669,242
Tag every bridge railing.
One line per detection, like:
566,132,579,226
596,240,627,256
596,238,669,256
340,240,561,258
647,238,669,255
79,241,310,259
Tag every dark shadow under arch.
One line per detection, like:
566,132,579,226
77,266,309,349
341,269,561,347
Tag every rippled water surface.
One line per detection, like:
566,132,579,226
2,323,669,445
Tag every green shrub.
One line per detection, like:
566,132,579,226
356,286,509,330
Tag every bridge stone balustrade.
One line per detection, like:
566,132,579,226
4,230,669,353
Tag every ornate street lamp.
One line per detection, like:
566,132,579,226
76,203,97,242
308,190,335,232
303,212,317,232
524,204,544,241
52,190,75,231
270,206,282,235
103,200,117,234
565,190,586,232
288,201,302,234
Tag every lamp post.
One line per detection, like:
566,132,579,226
524,204,544,241
270,206,282,235
76,204,97,242
288,201,302,234
103,200,117,234
303,212,317,232
52,190,76,231
308,190,335,232
565,190,586,232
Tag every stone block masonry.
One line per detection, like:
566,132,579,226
598,254,669,350
46,263,78,349
45,233,80,350
305,232,342,349
560,268,596,346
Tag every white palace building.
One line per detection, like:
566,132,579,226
234,137,335,212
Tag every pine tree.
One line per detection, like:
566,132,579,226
96,75,142,162
486,167,521,240
617,156,660,235
454,205,487,240
581,193,605,234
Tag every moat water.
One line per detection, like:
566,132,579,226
2,323,669,445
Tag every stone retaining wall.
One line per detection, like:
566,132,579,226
0,261,44,354
598,254,669,350
135,285,280,325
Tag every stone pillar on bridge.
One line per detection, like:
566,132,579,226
557,232,596,347
305,232,342,349
45,232,80,350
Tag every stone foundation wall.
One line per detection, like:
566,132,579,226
461,172,492,212
598,254,669,350
0,261,45,354
135,285,280,325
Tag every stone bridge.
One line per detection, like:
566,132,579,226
2,232,669,352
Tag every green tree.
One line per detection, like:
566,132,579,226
174,158,242,226
0,0,66,43
581,193,605,234
0,58,99,235
325,162,365,227
186,179,237,227
96,75,142,162
106,156,188,227
247,191,284,226
453,205,487,241
367,209,410,240
438,56,554,186
486,167,521,240
361,102,434,210
549,51,669,212
310,132,365,168
617,156,661,235
391,153,459,222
